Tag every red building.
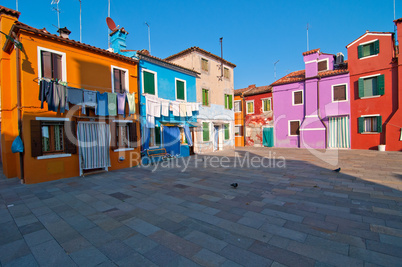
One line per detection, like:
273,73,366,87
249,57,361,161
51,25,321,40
235,85,273,147
347,28,401,151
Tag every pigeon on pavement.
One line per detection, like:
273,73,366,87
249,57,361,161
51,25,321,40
231,183,238,188
333,167,341,172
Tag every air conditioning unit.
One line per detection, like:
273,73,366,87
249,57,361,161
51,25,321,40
335,52,344,64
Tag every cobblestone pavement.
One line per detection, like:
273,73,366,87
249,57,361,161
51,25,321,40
1,147,402,266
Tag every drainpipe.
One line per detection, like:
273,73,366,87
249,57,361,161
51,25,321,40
241,93,247,146
317,77,327,148
16,35,24,182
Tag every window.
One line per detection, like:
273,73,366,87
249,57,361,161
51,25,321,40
180,128,187,144
262,98,272,112
333,84,347,101
293,91,303,105
224,67,230,79
30,119,76,157
246,101,254,114
112,66,128,93
234,101,242,112
111,121,137,150
202,89,209,106
358,116,382,133
176,79,186,101
202,122,209,142
201,58,209,72
149,126,161,148
358,75,385,98
289,121,300,136
358,40,379,59
143,70,157,95
224,94,233,110
224,124,230,140
317,59,328,72
38,47,66,81
235,125,243,136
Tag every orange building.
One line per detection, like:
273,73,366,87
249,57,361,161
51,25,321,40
0,6,141,183
234,88,251,146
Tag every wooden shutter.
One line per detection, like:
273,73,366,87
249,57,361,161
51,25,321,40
377,116,382,133
110,121,117,150
290,121,299,135
114,69,121,93
294,91,302,104
129,122,137,148
224,124,229,140
64,121,77,154
143,71,155,95
377,75,385,95
357,45,363,59
203,122,209,141
358,117,365,133
31,120,43,157
318,60,327,71
41,51,52,78
334,85,346,101
374,40,380,55
176,80,185,100
52,54,62,80
224,94,228,109
121,70,126,92
358,78,364,98
229,95,233,110
202,90,206,106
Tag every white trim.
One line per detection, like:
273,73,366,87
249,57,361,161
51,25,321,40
234,100,242,113
175,78,187,101
288,120,301,136
112,120,133,123
359,39,378,46
331,83,348,103
299,128,326,131
304,59,317,64
246,100,254,114
37,46,67,82
317,58,329,72
111,65,129,93
360,95,381,99
113,148,134,152
142,69,158,97
360,114,380,118
359,73,381,79
359,54,379,60
36,117,70,121
305,115,318,118
261,97,272,112
292,90,303,106
347,33,391,48
37,153,71,160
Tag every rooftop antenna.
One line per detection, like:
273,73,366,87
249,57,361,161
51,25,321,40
108,0,111,48
16,0,18,11
145,22,151,54
274,60,280,80
106,17,118,50
78,0,82,42
306,23,309,51
394,0,398,45
51,0,61,30
218,37,223,81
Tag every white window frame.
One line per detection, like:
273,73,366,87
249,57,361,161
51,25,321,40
112,120,134,151
142,69,158,97
359,73,382,99
224,93,232,110
234,100,242,113
261,98,272,112
317,58,329,72
360,114,381,134
37,46,67,82
288,120,301,136
359,39,379,60
246,100,254,114
331,83,348,103
175,78,187,101
111,65,129,93
235,125,243,136
292,90,303,106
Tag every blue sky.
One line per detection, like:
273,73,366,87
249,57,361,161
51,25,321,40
6,0,401,89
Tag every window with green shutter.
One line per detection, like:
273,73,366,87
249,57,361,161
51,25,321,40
359,116,382,133
224,94,233,110
358,40,379,59
176,79,185,100
358,75,385,98
202,122,209,141
143,71,155,95
202,89,209,106
224,124,230,140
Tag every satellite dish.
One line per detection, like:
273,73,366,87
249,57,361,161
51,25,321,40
106,17,118,31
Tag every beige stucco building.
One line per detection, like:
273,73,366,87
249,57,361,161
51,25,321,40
166,47,236,153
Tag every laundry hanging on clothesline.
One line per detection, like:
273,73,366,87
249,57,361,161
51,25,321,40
145,94,199,119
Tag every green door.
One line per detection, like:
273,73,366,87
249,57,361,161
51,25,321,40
263,127,274,147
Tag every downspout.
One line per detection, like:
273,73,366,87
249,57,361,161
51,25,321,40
241,93,246,146
16,35,24,182
317,77,327,148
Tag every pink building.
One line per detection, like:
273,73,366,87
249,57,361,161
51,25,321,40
272,49,350,149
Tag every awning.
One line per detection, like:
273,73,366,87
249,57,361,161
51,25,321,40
187,121,202,127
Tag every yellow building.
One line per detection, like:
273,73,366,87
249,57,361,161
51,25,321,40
0,6,140,183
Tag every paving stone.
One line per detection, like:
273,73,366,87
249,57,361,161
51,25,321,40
349,246,401,266
184,230,228,253
0,221,23,246
260,223,307,242
98,239,136,262
123,218,161,236
237,216,265,229
192,248,226,267
30,239,76,266
0,239,31,265
304,235,349,255
80,226,115,247
144,245,180,266
3,253,38,267
219,244,272,267
69,246,108,267
149,230,202,258
261,208,304,223
123,233,158,254
379,233,402,248
115,252,157,267
23,229,54,247
60,235,92,254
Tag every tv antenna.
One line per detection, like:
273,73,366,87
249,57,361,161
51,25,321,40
145,22,151,54
78,0,82,42
218,37,223,81
306,23,309,51
106,17,119,48
51,0,61,30
274,60,279,80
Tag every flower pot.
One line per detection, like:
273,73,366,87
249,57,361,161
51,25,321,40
378,145,386,151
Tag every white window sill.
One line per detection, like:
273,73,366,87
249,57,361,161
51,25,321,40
360,95,381,99
332,99,348,103
37,153,71,160
113,148,134,152
361,132,380,134
359,54,378,60
292,103,303,106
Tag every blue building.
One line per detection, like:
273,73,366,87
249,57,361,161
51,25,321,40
110,29,199,158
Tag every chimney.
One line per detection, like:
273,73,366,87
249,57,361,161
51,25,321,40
248,84,256,89
110,27,129,54
57,27,71,39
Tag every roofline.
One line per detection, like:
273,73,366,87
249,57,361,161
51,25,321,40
137,51,199,76
165,46,236,68
243,87,272,96
4,22,139,64
234,88,253,96
0,5,20,18
272,70,349,86
346,32,394,48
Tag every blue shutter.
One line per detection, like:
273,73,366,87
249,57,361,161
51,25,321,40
377,75,385,95
374,40,380,55
358,117,365,133
377,116,382,133
358,45,363,59
358,78,365,98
